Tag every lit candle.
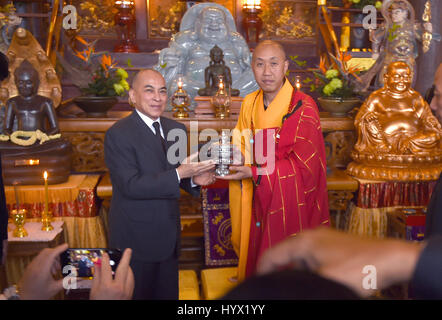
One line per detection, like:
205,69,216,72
177,78,183,89
43,171,49,217
295,75,302,90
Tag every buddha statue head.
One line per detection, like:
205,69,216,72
348,61,442,181
210,45,224,65
195,7,229,44
384,61,412,95
14,59,39,98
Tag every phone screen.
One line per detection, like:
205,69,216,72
60,248,122,289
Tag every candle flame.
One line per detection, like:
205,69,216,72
44,171,48,180
243,0,261,9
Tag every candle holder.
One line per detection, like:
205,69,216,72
41,210,54,231
171,78,191,118
242,0,262,43
114,0,139,53
11,209,28,238
211,76,231,119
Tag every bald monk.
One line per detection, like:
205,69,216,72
104,69,215,299
219,41,330,281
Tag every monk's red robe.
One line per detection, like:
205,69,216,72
246,90,330,277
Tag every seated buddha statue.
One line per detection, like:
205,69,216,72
198,45,240,97
348,61,442,181
155,3,258,108
0,59,72,185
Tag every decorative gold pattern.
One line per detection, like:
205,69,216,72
63,133,106,172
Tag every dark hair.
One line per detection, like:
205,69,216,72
0,52,9,81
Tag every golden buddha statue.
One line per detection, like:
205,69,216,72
348,61,442,181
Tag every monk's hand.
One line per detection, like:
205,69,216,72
217,165,252,180
193,170,216,186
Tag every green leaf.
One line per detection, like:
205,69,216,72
160,63,167,69
303,77,313,83
126,58,134,68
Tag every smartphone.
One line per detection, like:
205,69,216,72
60,248,122,289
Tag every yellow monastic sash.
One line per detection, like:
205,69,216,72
229,80,294,281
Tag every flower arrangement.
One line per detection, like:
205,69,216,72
348,0,383,10
70,36,130,97
312,51,363,99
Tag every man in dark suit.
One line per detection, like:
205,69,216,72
104,69,215,300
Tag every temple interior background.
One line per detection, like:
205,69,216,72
0,0,440,300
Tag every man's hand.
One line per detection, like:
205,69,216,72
256,227,424,298
177,152,215,179
90,248,134,300
18,243,68,300
193,170,216,186
217,165,252,180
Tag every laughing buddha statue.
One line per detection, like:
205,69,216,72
347,61,442,181
155,3,258,107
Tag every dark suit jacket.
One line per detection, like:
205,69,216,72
425,173,442,238
411,235,442,299
0,153,7,264
104,111,199,262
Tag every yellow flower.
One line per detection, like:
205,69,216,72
323,84,334,96
120,79,130,91
113,83,125,95
325,69,339,79
116,68,129,79
375,1,382,9
329,78,343,90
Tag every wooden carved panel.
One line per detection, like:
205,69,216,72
324,131,356,170
328,190,355,212
63,132,106,172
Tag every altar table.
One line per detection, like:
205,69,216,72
5,174,107,248
5,221,65,287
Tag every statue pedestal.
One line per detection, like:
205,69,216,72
194,96,243,118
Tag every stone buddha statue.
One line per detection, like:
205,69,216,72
198,45,240,97
155,3,258,108
0,59,72,185
348,61,442,181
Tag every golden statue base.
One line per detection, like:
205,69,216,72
347,161,442,181
173,110,189,119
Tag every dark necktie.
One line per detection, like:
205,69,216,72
152,121,166,154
